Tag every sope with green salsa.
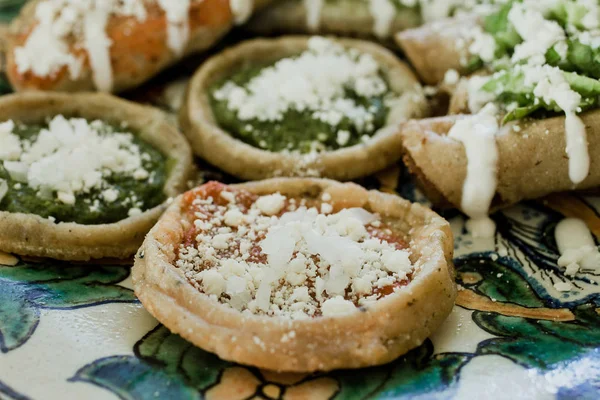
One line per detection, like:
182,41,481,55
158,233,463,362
0,116,168,225
208,37,397,154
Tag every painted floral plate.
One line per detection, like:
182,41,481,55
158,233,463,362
0,2,599,399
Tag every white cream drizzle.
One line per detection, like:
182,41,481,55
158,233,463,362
230,0,254,24
304,0,323,31
448,103,500,238
369,0,396,38
156,0,192,56
554,218,600,276
526,65,591,186
84,7,114,92
564,113,590,184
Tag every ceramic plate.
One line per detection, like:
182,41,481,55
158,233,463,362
0,2,599,399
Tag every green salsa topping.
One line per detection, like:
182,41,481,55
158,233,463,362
209,38,393,153
0,122,168,225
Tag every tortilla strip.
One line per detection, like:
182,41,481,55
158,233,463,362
246,0,421,40
401,111,600,211
5,0,271,93
395,16,477,85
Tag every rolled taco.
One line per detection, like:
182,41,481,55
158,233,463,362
399,0,600,236
246,0,489,41
402,111,600,212
246,0,422,40
395,15,480,85
5,0,271,93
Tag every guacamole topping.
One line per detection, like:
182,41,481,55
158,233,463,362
0,117,167,225
210,37,393,153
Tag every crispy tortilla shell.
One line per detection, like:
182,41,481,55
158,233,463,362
0,92,194,261
180,36,426,181
132,178,456,372
395,16,478,85
401,112,600,211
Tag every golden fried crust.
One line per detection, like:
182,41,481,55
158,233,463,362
395,16,478,85
5,0,272,93
400,112,600,211
132,178,456,372
246,0,421,40
180,36,426,181
0,92,194,261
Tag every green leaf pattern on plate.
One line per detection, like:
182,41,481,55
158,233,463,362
0,261,135,353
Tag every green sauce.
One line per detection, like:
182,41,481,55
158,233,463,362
0,123,168,225
209,62,390,153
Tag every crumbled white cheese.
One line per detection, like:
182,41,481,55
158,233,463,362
336,130,351,146
220,190,236,203
213,37,390,140
3,161,28,182
508,3,566,65
57,192,76,205
128,207,142,217
176,188,414,319
322,296,357,316
467,26,497,63
419,0,464,22
102,188,119,203
255,193,286,216
198,269,227,296
576,30,600,49
224,209,244,226
0,121,21,161
444,69,460,86
14,3,83,80
321,202,333,214
0,116,154,207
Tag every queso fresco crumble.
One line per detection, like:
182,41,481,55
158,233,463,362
210,37,396,153
175,182,417,319
0,116,167,224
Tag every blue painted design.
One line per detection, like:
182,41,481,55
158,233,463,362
0,379,33,400
0,260,135,352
